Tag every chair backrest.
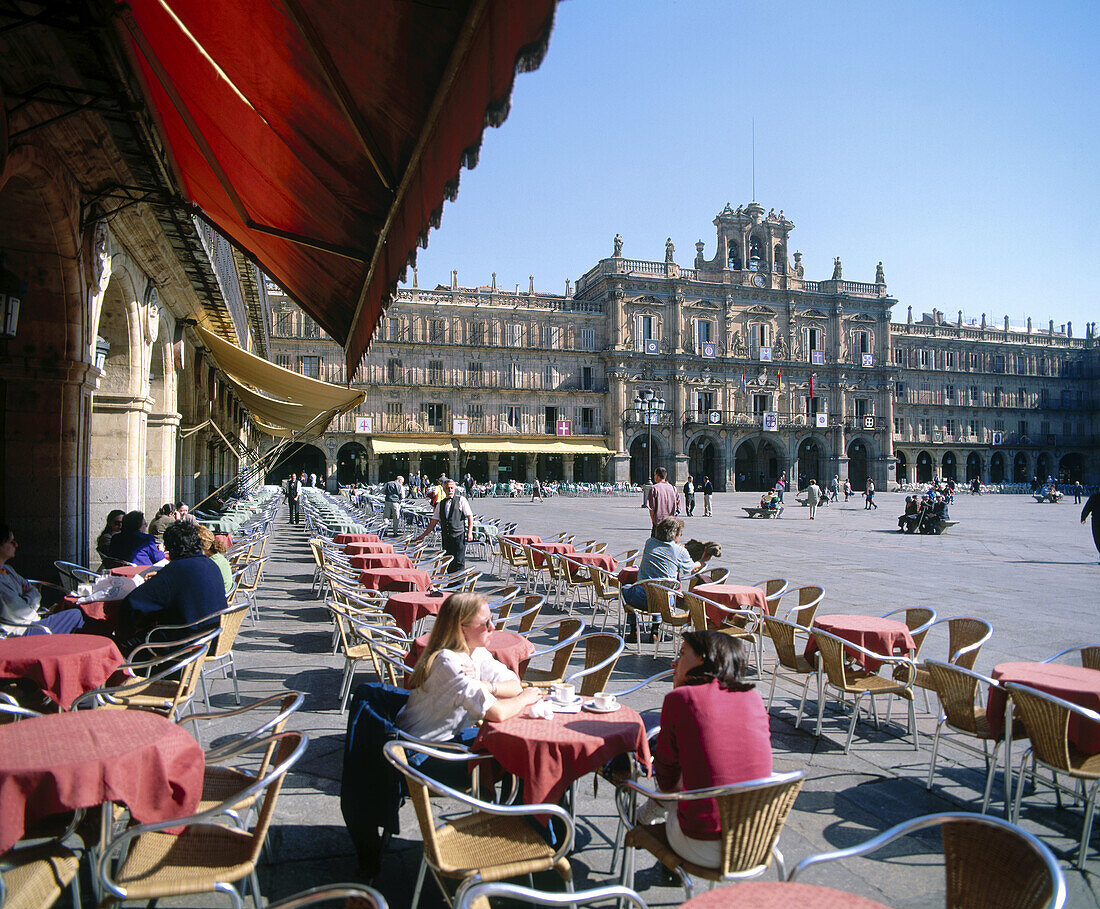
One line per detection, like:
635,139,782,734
762,616,812,672
515,594,545,634
590,567,620,602
753,579,789,615
812,631,856,689
545,553,564,581
712,771,805,876
562,557,594,586
780,586,824,624
642,580,678,620
688,566,729,590
926,660,996,735
458,882,645,909
246,732,308,865
883,607,936,655
681,591,713,633
54,560,98,593
946,617,993,669
209,602,250,659
1004,683,1091,774
570,633,626,696
266,884,388,909
789,811,1066,909
487,585,521,619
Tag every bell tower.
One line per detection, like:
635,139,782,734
697,202,794,284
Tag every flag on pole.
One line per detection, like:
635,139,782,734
740,368,747,396
777,367,782,393
809,373,815,398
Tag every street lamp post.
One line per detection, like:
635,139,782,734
633,387,665,481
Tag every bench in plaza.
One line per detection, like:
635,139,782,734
743,507,779,518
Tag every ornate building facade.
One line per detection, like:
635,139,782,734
267,201,1098,491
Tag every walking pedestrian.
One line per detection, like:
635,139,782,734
683,475,696,516
829,475,840,503
864,478,877,509
702,476,714,516
1073,480,1083,504
843,478,852,501
646,467,681,535
382,474,405,535
531,477,544,502
416,478,473,572
806,479,821,520
775,475,785,504
285,472,301,525
1082,490,1100,563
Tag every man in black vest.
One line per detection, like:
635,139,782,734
286,473,301,525
416,478,473,572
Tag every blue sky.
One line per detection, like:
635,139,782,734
404,0,1098,331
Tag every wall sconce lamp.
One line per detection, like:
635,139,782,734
0,252,25,340
94,335,110,372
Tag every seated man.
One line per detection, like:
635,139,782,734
898,496,920,533
621,517,704,643
760,491,783,517
116,521,228,650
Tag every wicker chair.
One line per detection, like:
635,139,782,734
96,731,307,909
559,556,597,615
761,616,819,729
0,835,84,909
267,884,388,909
1042,644,1100,671
589,566,623,631
789,811,1066,909
53,560,100,594
924,660,1007,813
644,580,690,658
1005,682,1100,869
458,881,646,909
521,545,553,596
494,593,543,634
897,616,992,710
521,619,587,689
685,566,730,590
384,740,574,909
812,629,918,753
616,771,805,901
776,585,825,625
562,633,625,697
682,590,762,674
752,578,789,615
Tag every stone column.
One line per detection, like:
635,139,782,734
564,454,575,482
410,453,422,484
487,453,499,484
90,390,152,528
671,375,688,484
145,410,180,516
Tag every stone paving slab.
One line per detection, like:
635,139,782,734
208,491,1100,908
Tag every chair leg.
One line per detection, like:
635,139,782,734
909,699,919,751
249,869,263,909
229,655,241,705
981,742,1002,814
1078,780,1100,870
844,692,867,753
766,666,779,712
200,669,212,712
795,673,814,730
926,718,945,790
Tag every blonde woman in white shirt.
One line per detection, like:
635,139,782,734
398,592,542,743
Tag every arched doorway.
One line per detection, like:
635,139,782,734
498,453,527,483
1035,452,1052,482
915,450,933,484
421,452,452,481
796,437,825,490
378,453,410,483
990,452,1005,484
734,440,755,490
689,437,719,491
337,442,368,485
1059,452,1084,483
535,454,563,482
896,451,908,484
268,443,326,483
1013,452,1028,483
573,454,601,483
941,451,957,482
848,439,870,490
756,439,780,490
966,452,982,482
462,453,488,483
630,435,664,485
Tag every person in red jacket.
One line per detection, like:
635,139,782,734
650,631,773,868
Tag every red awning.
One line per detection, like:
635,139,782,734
116,0,556,372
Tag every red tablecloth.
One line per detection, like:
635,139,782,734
680,881,891,909
358,567,431,592
476,704,651,806
618,566,639,586
0,710,204,853
410,631,535,679
343,541,394,556
531,542,576,567
349,552,415,570
215,534,232,550
987,661,1100,752
805,614,915,672
692,583,768,626
385,591,447,634
333,533,381,545
565,552,619,572
108,565,148,578
64,594,121,627
503,534,542,546
0,634,124,709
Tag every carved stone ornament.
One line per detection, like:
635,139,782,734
92,221,111,294
755,367,768,386
731,331,747,357
774,334,788,359
143,283,160,344
613,234,623,257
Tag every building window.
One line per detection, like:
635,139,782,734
945,350,956,370
893,416,903,435
945,419,956,437
509,362,522,389
918,348,930,369
507,322,524,347
465,362,483,387
752,394,770,416
544,406,558,434
274,311,291,335
275,354,290,370
303,317,319,339
969,419,979,438
639,315,655,342
1040,388,1049,407
804,396,821,418
1038,357,1047,376
697,391,715,414
470,322,486,346
428,320,446,344
386,358,403,384
428,360,444,384
1061,389,1072,408
543,364,557,389
505,405,524,429
1016,354,1027,374
753,323,770,348
387,317,402,342
425,403,446,429
969,386,980,405
385,402,403,430
993,387,1003,406
1018,387,1027,406
467,404,483,431
854,331,870,355
579,328,595,350
970,352,980,369
696,320,713,349
544,325,562,349
581,366,593,390
580,407,595,433
895,382,906,400
893,348,904,366
1018,420,1028,437
855,399,871,419
918,418,929,438
944,384,955,404
994,419,1004,432
300,356,320,378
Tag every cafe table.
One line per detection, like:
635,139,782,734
385,590,446,634
691,583,767,626
0,710,204,853
333,533,382,545
0,634,124,709
349,552,415,571
503,534,542,546
679,881,892,909
476,703,651,807
565,551,619,572
805,614,915,672
108,565,157,578
409,630,535,679
358,566,432,593
343,541,394,556
617,565,640,586
530,542,576,567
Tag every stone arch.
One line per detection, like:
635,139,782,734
915,449,934,484
1035,451,1053,483
337,441,369,485
628,429,669,485
990,451,1005,484
1059,452,1084,483
1013,451,1029,484
848,437,873,489
965,451,983,482
896,450,909,484
941,450,958,482
145,318,179,518
734,436,782,491
795,433,827,490
0,142,92,573
687,433,723,492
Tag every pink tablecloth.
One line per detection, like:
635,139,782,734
108,565,149,578
64,594,121,628
0,634,124,709
0,710,204,853
531,542,576,567
410,630,535,679
617,566,639,586
343,541,394,556
333,533,381,545
987,661,1100,752
680,881,891,909
385,591,447,634
692,583,767,626
565,552,619,572
358,567,431,592
349,552,415,570
503,534,542,546
476,705,651,806
805,614,915,672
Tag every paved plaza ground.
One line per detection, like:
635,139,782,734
223,490,1098,908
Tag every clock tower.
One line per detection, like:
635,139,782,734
694,202,794,286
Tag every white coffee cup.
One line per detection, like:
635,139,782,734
552,683,576,704
593,691,617,710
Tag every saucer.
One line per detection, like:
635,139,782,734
550,696,583,712
583,701,621,713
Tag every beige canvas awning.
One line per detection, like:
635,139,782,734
369,438,456,455
459,439,614,455
197,325,364,433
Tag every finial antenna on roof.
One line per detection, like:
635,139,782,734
751,118,756,202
